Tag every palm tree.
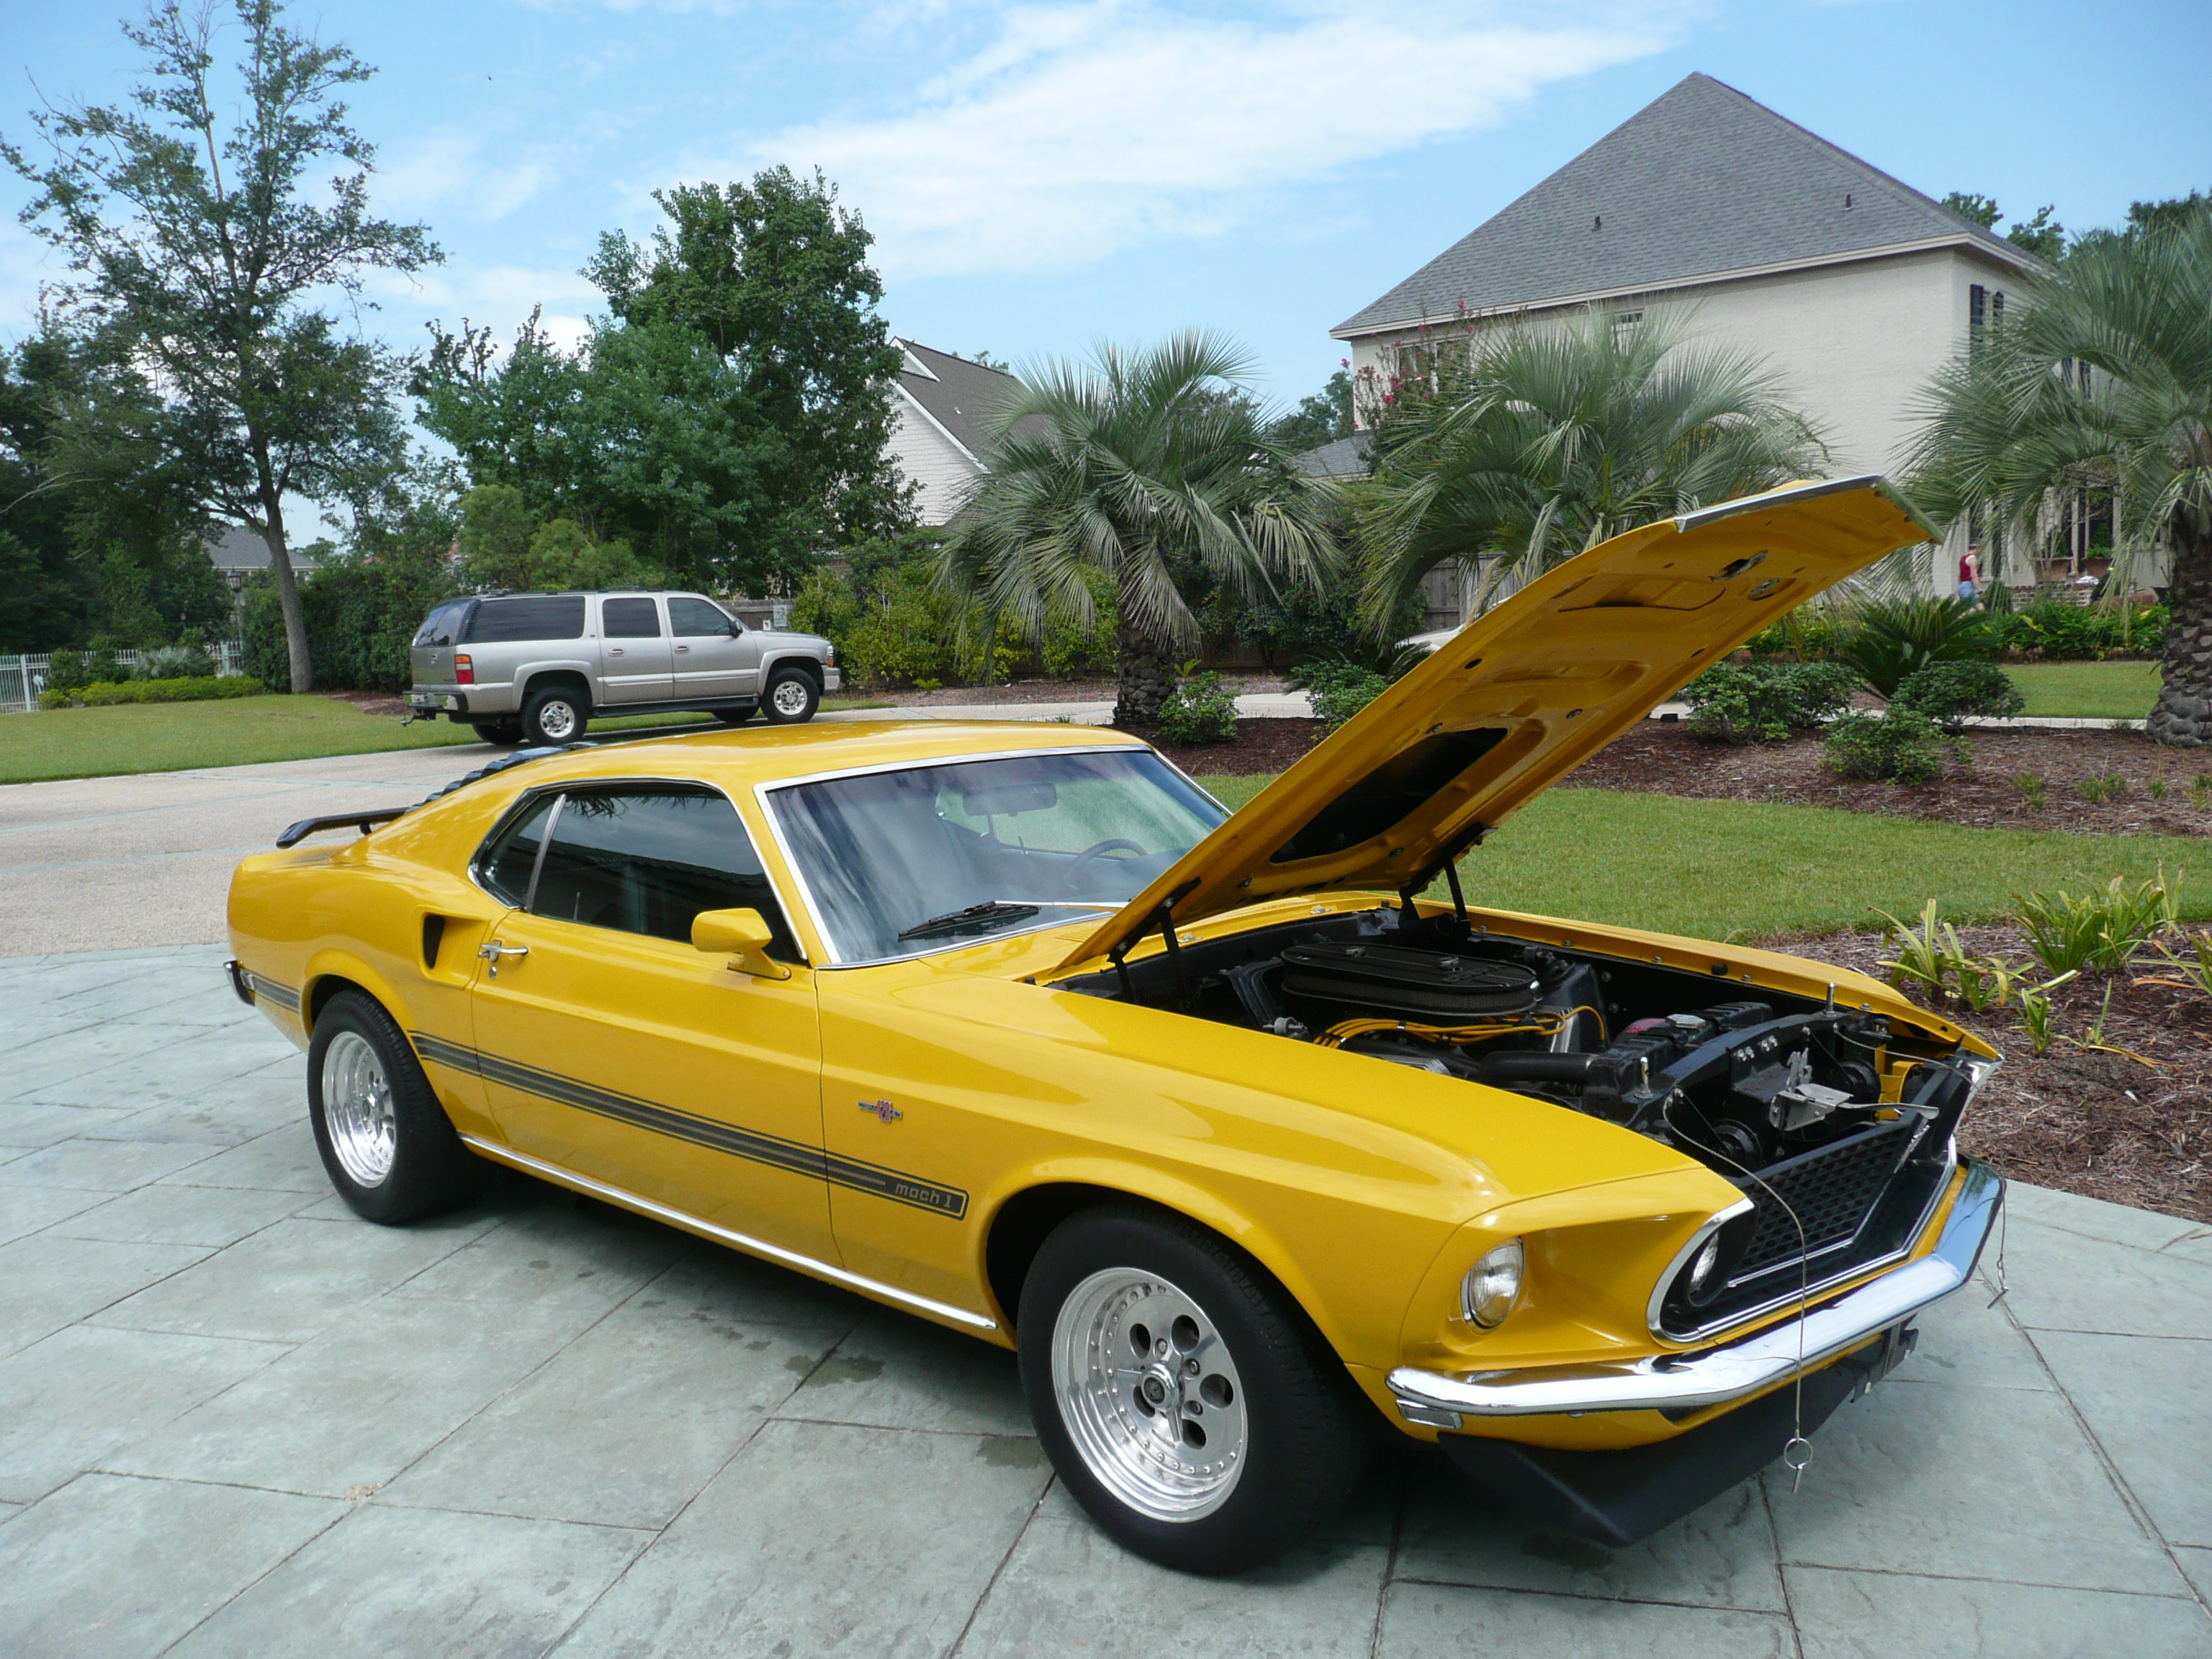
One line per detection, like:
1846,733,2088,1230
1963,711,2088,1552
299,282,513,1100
1910,210,2212,746
941,332,1336,726
1355,309,1827,633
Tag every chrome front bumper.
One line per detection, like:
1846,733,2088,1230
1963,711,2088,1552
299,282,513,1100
1389,1160,2002,1426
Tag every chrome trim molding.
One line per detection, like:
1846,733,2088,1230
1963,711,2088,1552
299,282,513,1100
457,1135,999,1333
1642,1196,1755,1337
1390,1160,2002,1422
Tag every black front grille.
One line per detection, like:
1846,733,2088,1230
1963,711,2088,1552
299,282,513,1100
1734,1116,1925,1278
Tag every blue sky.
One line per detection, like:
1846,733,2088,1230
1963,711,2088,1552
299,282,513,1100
4,0,2208,420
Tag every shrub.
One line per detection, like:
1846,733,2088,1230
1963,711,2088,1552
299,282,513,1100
1744,602,1846,660
1155,670,1238,745
1833,596,1996,697
1294,660,1391,729
46,647,132,692
1821,709,1964,784
1683,660,1858,742
1038,569,1118,678
1986,601,2165,660
41,675,265,709
243,542,460,693
1889,659,2025,729
140,644,217,680
2015,871,2179,977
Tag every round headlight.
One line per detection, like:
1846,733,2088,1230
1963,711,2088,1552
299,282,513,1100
1688,1233,1722,1295
1460,1238,1525,1328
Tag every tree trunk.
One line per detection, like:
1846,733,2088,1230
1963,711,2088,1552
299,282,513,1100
1113,624,1176,728
2146,520,2212,747
256,490,313,695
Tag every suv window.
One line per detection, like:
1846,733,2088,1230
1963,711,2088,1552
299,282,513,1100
668,596,734,637
529,787,799,956
602,597,662,639
468,595,586,643
477,795,560,908
414,600,475,647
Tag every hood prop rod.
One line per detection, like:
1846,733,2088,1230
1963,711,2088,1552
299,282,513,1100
1107,878,1201,1007
1395,824,1485,937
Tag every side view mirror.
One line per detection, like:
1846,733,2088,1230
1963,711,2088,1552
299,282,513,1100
691,907,791,979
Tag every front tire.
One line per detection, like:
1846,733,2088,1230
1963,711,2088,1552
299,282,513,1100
1017,1205,1367,1574
521,684,589,745
761,666,819,724
306,991,481,1223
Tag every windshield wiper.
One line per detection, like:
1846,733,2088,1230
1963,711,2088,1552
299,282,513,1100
897,900,1040,941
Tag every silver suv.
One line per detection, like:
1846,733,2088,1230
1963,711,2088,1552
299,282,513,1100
408,590,841,746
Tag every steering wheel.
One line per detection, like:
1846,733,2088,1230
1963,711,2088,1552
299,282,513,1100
1064,837,1148,896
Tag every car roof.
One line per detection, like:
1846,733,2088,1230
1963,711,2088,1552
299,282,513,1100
438,719,1151,802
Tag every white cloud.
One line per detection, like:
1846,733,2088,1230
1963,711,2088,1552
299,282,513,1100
365,261,603,353
727,0,1699,278
377,127,572,226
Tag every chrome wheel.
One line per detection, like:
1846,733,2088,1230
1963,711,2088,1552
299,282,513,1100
320,1030,397,1188
535,698,579,740
1051,1267,1249,1521
770,677,811,717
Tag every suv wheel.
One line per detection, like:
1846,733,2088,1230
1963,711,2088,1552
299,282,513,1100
521,685,589,745
470,720,523,746
762,667,819,724
715,707,756,727
1018,1206,1367,1574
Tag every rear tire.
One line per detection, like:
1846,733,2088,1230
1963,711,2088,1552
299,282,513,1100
470,720,523,745
714,706,757,727
761,666,819,724
306,990,482,1223
521,684,589,746
1017,1205,1367,1574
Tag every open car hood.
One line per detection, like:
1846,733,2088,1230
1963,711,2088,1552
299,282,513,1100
1053,475,1936,974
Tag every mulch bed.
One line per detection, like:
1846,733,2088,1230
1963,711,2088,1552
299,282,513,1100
1572,721,2212,837
901,674,1291,709
323,691,413,718
1797,926,2211,1224
1136,717,1327,775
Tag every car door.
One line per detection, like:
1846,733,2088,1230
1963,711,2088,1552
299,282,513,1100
597,595,674,705
667,595,755,701
466,783,833,1260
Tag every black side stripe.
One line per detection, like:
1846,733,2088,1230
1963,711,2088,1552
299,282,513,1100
246,973,300,1011
408,1033,967,1219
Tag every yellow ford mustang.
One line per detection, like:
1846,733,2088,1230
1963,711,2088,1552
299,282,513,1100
228,477,2001,1572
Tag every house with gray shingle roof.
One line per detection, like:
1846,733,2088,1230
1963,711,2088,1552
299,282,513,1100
1334,73,2039,599
886,340,1032,526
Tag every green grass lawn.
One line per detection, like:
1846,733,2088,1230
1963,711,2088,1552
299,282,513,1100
0,694,894,785
1196,776,2205,943
2003,660,2162,720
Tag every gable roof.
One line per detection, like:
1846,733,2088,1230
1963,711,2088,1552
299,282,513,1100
894,339,1031,463
1290,433,1375,480
203,524,320,572
1334,73,2036,338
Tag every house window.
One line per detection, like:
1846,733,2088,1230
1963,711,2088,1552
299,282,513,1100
1611,309,1643,342
1969,284,1987,351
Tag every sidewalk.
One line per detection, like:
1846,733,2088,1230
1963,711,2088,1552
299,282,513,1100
1,945,2207,1656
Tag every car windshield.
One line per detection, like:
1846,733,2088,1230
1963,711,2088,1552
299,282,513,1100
768,749,1226,963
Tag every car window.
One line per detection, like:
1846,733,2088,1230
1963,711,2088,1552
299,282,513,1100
478,795,560,908
467,595,587,643
602,597,662,639
770,750,1226,963
529,787,799,956
414,600,474,647
667,596,734,637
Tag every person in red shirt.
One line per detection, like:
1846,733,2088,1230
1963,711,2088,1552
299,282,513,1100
1958,544,1981,604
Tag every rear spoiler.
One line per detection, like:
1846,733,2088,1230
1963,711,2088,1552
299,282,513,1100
275,809,410,849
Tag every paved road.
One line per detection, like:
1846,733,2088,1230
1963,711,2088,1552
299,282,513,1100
1,945,2209,1656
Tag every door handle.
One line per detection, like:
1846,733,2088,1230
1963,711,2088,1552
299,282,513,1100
477,943,529,979
608,648,625,657
675,644,690,653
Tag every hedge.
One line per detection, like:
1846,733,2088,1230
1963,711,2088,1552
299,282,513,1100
40,675,266,709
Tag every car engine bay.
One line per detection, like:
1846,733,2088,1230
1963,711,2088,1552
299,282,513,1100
1061,903,1984,1336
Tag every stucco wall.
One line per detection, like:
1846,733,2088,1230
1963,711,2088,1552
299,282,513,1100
886,397,983,527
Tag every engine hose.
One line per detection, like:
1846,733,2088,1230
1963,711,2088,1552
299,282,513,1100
1468,1052,1599,1085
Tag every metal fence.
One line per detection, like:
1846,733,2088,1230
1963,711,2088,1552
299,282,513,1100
0,641,248,713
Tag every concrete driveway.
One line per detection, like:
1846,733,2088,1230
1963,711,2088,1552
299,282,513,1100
1,945,2208,1657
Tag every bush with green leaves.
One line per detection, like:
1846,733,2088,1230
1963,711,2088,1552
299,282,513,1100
1294,660,1392,729
139,644,216,680
243,541,460,692
41,674,264,709
1820,709,1965,784
790,529,1020,688
1683,660,1858,742
1833,596,1996,697
1038,568,1118,678
1982,600,2164,660
1154,669,1237,744
1744,603,1845,660
2014,871,2180,977
1889,659,2026,729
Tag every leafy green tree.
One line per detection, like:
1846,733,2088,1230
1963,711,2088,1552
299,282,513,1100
416,168,908,594
6,0,439,692
941,332,1336,724
454,485,537,593
0,336,97,651
1943,192,2067,258
1356,308,1825,634
1269,367,1356,453
1909,204,2212,746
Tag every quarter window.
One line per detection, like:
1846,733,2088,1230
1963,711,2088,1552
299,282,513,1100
528,788,798,956
478,795,560,908
668,596,735,637
467,595,586,642
602,597,662,639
